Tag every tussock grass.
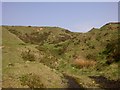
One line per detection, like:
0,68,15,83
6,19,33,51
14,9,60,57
73,58,96,68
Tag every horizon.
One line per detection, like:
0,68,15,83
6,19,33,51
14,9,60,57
2,2,118,32
1,21,119,33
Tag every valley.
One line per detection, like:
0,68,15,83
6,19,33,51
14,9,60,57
2,22,120,89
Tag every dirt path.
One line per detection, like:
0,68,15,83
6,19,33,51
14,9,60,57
63,73,120,89
63,73,84,88
89,76,120,88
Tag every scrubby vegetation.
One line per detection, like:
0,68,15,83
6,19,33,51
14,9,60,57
101,39,120,64
21,49,35,62
2,22,120,89
19,73,45,88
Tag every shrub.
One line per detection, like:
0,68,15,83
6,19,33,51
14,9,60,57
39,55,58,69
104,32,108,36
19,43,26,45
18,32,50,44
8,29,21,36
21,49,35,61
19,73,45,88
56,34,71,43
86,54,96,60
64,29,71,33
89,45,95,49
96,35,101,41
28,26,31,27
101,39,120,64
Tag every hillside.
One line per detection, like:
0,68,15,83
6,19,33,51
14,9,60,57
2,27,68,88
2,22,120,89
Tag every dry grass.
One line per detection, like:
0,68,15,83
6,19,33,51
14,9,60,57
2,62,68,88
73,58,96,68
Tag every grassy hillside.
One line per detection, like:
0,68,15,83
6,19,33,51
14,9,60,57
2,27,68,88
2,22,120,89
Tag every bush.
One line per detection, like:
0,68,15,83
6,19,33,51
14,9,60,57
96,35,101,41
21,49,35,61
101,39,120,64
40,55,58,69
8,29,21,36
18,32,50,44
19,73,45,88
19,43,26,45
89,45,95,49
28,26,31,27
86,54,96,60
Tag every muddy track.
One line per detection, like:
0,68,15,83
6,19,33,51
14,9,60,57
63,73,120,89
63,73,84,89
89,76,120,89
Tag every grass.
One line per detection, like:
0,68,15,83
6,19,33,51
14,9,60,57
19,73,46,88
2,27,68,88
73,59,96,68
2,22,120,88
2,27,24,71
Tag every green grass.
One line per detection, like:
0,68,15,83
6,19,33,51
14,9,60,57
2,27,68,88
2,22,120,88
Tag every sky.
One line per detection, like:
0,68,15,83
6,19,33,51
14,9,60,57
2,2,118,32
1,0,120,2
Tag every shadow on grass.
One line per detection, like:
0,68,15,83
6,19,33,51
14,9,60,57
89,76,120,89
